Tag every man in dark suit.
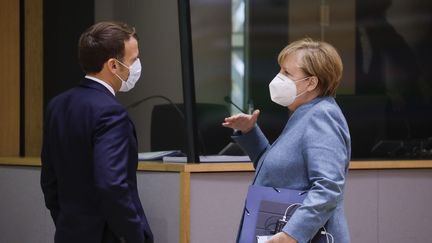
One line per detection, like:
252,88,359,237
41,21,153,243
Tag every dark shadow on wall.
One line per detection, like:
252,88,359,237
247,0,290,143
354,0,432,158
43,0,94,108
356,0,432,140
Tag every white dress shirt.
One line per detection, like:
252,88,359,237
85,75,115,96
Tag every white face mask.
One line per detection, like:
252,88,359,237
269,73,310,106
115,58,142,92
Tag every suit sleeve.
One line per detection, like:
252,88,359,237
93,105,144,243
40,105,60,225
282,108,350,242
41,140,60,224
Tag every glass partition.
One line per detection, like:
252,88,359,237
245,0,432,159
95,0,432,159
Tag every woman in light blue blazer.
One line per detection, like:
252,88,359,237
223,38,351,243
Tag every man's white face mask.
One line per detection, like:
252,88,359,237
114,58,142,92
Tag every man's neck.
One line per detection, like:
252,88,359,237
90,72,120,92
85,74,116,96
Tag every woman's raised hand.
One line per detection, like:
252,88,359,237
222,109,260,134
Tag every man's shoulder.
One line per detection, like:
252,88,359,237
52,83,116,102
47,84,122,115
46,87,76,109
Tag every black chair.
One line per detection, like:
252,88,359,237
151,103,233,155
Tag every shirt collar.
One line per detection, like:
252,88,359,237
84,75,115,96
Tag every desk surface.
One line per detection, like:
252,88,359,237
1,157,432,172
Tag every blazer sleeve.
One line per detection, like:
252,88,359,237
92,105,144,243
282,107,350,242
231,126,270,168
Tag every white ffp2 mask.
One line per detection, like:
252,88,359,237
269,73,310,106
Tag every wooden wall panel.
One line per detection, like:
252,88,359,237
25,0,43,156
0,0,20,156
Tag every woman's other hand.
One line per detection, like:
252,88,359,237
222,109,260,134
265,232,297,243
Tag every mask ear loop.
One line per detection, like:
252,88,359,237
114,72,126,83
115,59,131,70
294,76,312,98
114,59,131,82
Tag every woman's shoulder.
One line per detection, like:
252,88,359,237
304,97,349,133
308,97,343,117
302,97,351,151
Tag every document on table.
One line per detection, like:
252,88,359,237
138,150,184,161
162,155,251,163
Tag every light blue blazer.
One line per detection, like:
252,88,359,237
233,97,351,243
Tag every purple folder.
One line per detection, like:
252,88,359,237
237,185,327,243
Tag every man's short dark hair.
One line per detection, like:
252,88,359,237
78,21,138,74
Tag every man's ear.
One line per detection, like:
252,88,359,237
307,76,319,91
106,58,117,72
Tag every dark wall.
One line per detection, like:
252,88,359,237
248,0,289,143
43,0,94,107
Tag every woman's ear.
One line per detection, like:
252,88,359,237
307,76,319,91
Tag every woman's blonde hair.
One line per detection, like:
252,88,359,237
277,38,343,97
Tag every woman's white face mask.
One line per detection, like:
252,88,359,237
268,73,310,107
114,58,142,92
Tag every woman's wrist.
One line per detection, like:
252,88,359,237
283,232,297,243
240,125,254,134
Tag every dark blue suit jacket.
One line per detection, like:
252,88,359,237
41,78,153,243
